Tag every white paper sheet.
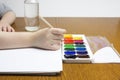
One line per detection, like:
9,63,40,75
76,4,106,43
0,48,62,74
92,47,120,63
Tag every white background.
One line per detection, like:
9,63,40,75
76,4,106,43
2,0,120,17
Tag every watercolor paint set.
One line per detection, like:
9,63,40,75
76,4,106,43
62,34,93,63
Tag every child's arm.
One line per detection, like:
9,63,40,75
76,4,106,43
0,28,66,50
0,11,16,32
1,11,16,25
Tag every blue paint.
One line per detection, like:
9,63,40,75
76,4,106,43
64,50,76,55
77,50,88,54
75,47,86,50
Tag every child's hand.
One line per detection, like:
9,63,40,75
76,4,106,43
32,28,66,50
0,22,15,32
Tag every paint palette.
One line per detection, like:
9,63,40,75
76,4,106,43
62,34,93,63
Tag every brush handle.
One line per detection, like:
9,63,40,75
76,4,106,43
40,17,54,28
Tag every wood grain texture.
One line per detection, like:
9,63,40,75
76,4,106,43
1,17,120,80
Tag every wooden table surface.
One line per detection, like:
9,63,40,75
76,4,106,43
0,17,120,80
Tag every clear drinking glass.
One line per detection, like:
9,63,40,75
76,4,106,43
24,0,39,31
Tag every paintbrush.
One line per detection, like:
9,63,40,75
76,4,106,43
40,16,54,28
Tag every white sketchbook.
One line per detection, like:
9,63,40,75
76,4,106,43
0,48,62,75
92,46,120,63
87,36,120,63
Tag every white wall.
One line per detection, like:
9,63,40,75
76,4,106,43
3,0,120,17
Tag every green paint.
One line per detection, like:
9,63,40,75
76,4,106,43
64,48,75,50
64,44,74,48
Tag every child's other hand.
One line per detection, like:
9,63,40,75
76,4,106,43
0,22,15,32
32,28,66,50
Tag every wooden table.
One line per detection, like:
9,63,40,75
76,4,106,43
1,17,120,80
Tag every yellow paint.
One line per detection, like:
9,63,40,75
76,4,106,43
64,34,72,38
73,37,82,40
